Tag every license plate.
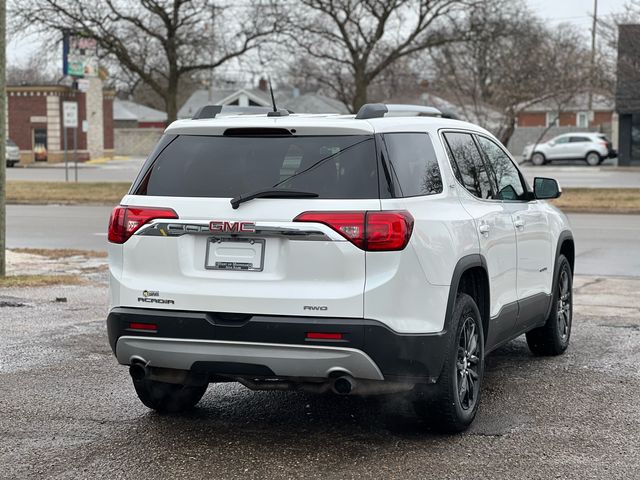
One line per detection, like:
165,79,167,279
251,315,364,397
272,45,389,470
205,237,265,271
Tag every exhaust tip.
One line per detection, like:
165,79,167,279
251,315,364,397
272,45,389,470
333,376,354,395
129,363,147,382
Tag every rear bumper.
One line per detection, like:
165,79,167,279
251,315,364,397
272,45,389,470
107,307,448,383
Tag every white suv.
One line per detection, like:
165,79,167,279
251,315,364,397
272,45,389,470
107,104,574,432
522,132,615,166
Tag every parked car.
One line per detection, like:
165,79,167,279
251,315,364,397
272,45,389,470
522,133,617,166
6,138,20,167
107,103,574,432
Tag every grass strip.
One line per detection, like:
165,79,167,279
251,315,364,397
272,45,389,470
5,181,640,214
7,181,130,205
551,188,640,214
0,274,85,288
11,248,107,259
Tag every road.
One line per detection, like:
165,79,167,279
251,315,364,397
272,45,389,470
7,207,640,277
519,164,640,189
1,275,638,479
8,158,640,188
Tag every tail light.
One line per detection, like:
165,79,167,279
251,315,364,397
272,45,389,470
108,206,178,243
293,210,414,251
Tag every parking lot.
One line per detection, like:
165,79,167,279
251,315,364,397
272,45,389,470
1,273,639,479
3,160,640,479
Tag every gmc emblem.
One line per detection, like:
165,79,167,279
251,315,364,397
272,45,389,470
210,221,256,233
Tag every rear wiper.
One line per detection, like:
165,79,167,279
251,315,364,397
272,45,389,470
230,188,319,209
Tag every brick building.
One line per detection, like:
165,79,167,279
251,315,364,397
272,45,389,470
616,24,640,166
516,93,615,129
7,84,114,164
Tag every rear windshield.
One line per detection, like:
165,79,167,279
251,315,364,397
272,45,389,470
134,134,378,199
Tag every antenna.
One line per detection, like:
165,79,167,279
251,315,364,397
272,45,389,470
268,77,277,113
266,77,289,117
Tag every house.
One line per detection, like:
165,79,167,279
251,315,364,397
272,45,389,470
178,80,349,119
7,84,114,164
616,24,640,166
178,87,272,119
516,93,615,130
113,99,167,128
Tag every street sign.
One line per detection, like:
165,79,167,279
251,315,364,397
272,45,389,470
76,79,90,92
62,101,78,128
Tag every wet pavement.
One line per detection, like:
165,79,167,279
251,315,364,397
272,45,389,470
1,274,639,479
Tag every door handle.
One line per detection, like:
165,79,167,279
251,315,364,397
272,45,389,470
514,218,525,229
479,224,490,235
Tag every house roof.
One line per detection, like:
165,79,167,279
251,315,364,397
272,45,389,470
114,99,167,123
178,87,350,118
178,88,272,118
280,93,349,114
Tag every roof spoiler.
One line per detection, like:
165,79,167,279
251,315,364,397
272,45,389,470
355,103,443,120
192,105,276,120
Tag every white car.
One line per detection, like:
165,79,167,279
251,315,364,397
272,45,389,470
107,103,574,432
6,138,20,167
522,132,615,166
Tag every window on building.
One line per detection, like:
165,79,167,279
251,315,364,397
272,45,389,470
546,113,560,127
577,112,589,128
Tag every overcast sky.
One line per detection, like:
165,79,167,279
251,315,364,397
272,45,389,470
6,0,631,68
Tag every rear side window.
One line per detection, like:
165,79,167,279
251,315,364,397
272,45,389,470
381,133,442,197
443,132,493,200
569,136,590,143
135,135,378,199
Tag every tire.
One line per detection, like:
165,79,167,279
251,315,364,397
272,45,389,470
531,152,546,166
526,254,572,356
585,151,601,166
133,378,208,413
413,293,485,433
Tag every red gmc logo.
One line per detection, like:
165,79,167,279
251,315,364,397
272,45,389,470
209,221,256,233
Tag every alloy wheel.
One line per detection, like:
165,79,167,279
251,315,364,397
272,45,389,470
557,269,572,341
586,152,600,166
457,317,481,411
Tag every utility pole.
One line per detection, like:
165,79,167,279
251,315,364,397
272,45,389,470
0,0,6,277
588,0,598,117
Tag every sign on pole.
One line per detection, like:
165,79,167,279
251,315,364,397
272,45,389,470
62,101,78,182
62,101,78,128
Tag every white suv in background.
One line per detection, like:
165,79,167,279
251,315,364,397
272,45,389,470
107,103,575,432
522,132,615,166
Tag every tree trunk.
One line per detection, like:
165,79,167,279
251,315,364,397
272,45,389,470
352,75,369,113
499,115,517,147
166,92,178,124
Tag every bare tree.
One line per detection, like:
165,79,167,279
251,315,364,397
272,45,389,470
286,0,476,112
7,53,58,86
11,0,281,122
430,1,596,145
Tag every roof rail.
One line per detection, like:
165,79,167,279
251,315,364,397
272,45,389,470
192,105,274,120
355,103,442,120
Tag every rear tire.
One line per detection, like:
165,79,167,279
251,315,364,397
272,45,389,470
531,152,546,166
133,378,208,413
413,293,485,433
526,254,572,356
585,151,601,166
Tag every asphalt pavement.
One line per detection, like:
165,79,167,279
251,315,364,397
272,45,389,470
1,274,638,479
7,207,640,277
7,158,146,183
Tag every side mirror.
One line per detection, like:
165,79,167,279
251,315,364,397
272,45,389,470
534,177,562,199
